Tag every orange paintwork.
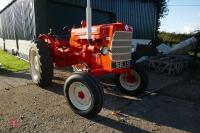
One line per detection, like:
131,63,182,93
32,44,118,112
38,22,132,76
70,22,131,73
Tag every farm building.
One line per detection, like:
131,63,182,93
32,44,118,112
0,0,159,59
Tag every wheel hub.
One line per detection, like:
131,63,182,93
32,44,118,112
78,91,85,99
120,70,141,91
126,75,137,83
68,82,92,111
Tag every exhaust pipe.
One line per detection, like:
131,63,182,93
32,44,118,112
86,0,92,40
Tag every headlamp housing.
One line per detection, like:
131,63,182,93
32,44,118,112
100,46,109,56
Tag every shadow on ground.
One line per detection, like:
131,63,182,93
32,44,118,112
0,68,12,74
0,71,32,80
43,74,200,133
90,115,150,133
44,81,151,132
1,67,199,132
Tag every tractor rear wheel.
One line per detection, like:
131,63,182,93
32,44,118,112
116,63,148,96
29,40,53,87
64,73,103,117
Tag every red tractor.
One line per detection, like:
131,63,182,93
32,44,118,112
29,1,148,117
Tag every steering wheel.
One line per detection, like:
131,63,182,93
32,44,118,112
63,25,74,33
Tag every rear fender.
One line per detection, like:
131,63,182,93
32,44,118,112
38,34,55,46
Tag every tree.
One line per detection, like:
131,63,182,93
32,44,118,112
154,0,169,44
156,0,168,32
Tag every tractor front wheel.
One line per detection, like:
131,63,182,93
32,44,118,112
116,63,148,96
29,40,53,87
64,73,103,117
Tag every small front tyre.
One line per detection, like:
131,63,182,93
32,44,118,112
116,63,148,96
64,73,103,117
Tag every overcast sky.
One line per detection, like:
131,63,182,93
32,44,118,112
0,0,12,11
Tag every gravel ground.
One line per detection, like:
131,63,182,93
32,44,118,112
0,69,200,133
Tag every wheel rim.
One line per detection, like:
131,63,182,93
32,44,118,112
68,82,92,111
30,49,40,81
119,70,141,91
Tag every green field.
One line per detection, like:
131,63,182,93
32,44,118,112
0,50,29,74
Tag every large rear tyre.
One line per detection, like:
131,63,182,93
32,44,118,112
29,40,53,87
116,63,148,96
64,73,103,117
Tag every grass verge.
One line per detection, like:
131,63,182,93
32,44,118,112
0,50,29,74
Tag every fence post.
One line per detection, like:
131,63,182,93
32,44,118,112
3,38,5,51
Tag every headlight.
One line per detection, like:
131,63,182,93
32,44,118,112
100,46,109,55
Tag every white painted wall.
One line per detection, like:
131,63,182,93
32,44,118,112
4,40,17,52
18,40,34,61
18,40,34,55
1,39,34,61
0,38,3,49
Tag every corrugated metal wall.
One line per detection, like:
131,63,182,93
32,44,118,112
0,0,35,40
0,0,157,60
0,14,3,49
0,0,35,57
46,2,113,34
48,0,157,39
0,15,2,38
0,0,157,41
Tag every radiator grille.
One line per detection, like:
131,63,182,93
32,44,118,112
110,31,132,61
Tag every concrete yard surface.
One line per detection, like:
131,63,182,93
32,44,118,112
0,69,200,133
